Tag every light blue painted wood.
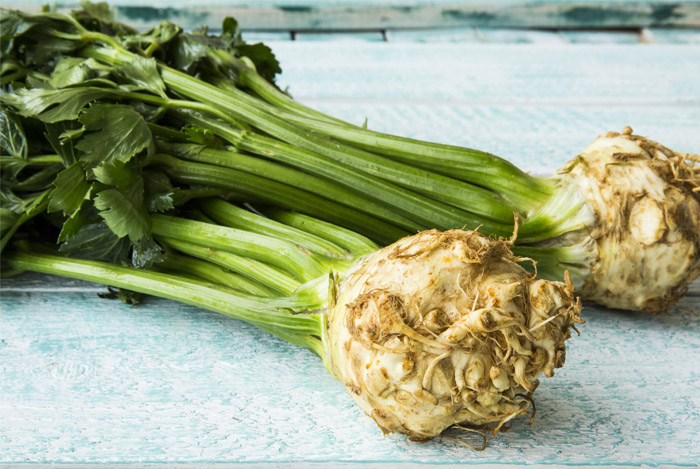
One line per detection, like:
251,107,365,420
0,275,699,464
267,43,700,103
475,28,566,43
387,27,481,43
560,30,642,43
294,32,385,42
392,27,568,44
242,31,292,41
388,28,695,44
648,27,700,43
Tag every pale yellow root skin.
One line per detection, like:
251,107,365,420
558,128,700,312
327,230,581,439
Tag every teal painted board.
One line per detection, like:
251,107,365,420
7,1,700,30
0,275,699,464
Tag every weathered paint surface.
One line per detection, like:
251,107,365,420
6,2,700,42
270,43,700,102
0,274,699,464
7,1,700,29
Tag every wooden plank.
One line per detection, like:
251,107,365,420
243,31,292,41
356,29,649,45
647,27,700,42
475,28,566,43
390,28,658,44
0,284,698,464
0,274,105,293
560,30,643,43
294,31,385,41
689,281,700,296
267,42,700,103
388,27,481,43
7,2,700,30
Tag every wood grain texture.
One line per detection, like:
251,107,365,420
475,28,567,43
560,30,643,43
7,1,700,30
5,3,699,44
295,31,385,42
390,28,651,44
268,43,700,102
1,274,699,464
647,27,700,43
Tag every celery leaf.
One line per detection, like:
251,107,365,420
92,163,149,241
59,221,131,263
116,55,166,97
57,187,95,243
47,162,90,215
77,103,154,168
48,57,112,89
1,87,112,123
236,43,281,83
44,121,82,167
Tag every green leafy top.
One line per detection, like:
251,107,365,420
135,14,282,83
0,1,284,269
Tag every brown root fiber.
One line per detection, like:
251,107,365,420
326,230,582,439
557,128,700,313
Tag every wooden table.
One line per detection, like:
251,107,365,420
2,1,700,466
